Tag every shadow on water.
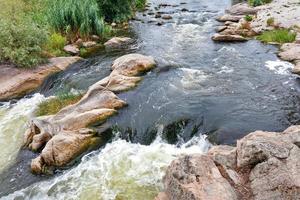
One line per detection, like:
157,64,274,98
1,0,300,196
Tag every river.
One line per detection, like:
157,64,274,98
0,0,300,199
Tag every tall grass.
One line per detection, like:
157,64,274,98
47,0,108,40
257,29,296,44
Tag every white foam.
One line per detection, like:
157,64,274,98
178,68,208,89
0,94,46,173
2,135,210,200
265,60,294,75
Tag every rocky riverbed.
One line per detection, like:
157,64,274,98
1,0,300,199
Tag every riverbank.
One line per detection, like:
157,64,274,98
157,1,300,199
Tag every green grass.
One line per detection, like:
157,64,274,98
44,33,67,57
244,15,253,22
257,29,296,44
36,93,82,116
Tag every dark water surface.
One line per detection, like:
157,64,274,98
1,0,300,197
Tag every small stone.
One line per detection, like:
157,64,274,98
155,13,161,18
181,8,189,12
111,22,117,27
91,35,100,41
82,41,97,48
64,45,80,55
292,60,300,75
162,15,172,20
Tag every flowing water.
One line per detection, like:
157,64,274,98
1,0,300,199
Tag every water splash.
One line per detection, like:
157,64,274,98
265,60,294,75
2,135,210,200
0,94,46,173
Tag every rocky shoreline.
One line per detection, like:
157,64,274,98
212,1,300,75
156,126,300,200
156,1,300,200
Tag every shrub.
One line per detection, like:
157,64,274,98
257,29,296,44
248,0,272,7
45,33,67,57
244,15,253,22
46,0,108,40
135,0,147,11
0,17,47,68
97,0,135,22
36,92,82,116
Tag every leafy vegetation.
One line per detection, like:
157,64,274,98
248,0,272,7
257,29,296,44
266,17,275,26
244,15,253,22
0,4,48,68
0,0,147,68
36,93,83,116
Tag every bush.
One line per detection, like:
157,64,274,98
97,0,135,22
257,29,296,44
45,33,67,57
135,0,147,11
47,0,108,40
36,92,82,116
0,17,47,68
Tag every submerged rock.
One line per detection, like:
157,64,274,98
158,125,300,200
0,57,81,101
23,54,156,174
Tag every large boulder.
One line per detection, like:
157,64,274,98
162,154,238,200
0,57,81,101
158,125,300,200
24,54,156,173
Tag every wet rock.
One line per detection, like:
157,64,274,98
24,54,156,173
155,13,162,18
292,60,300,75
82,41,97,48
104,37,133,50
216,14,243,22
157,22,164,26
212,33,247,42
162,154,238,200
63,45,79,55
226,3,258,15
181,8,189,12
162,15,172,20
216,26,227,32
278,43,300,62
208,145,237,169
0,57,81,101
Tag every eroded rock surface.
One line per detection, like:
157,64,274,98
0,57,81,101
158,126,300,200
104,37,133,50
24,54,156,174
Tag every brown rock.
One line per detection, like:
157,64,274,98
216,26,227,32
162,154,238,200
64,45,80,55
82,41,97,48
212,33,248,42
208,145,237,169
292,60,300,75
0,57,81,101
24,54,156,174
162,15,172,20
216,14,243,22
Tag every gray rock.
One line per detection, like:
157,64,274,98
226,3,258,15
208,145,237,169
279,43,300,62
216,14,243,22
104,37,133,49
63,45,79,55
82,41,97,48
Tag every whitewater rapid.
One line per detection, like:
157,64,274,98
2,134,210,200
0,94,46,173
